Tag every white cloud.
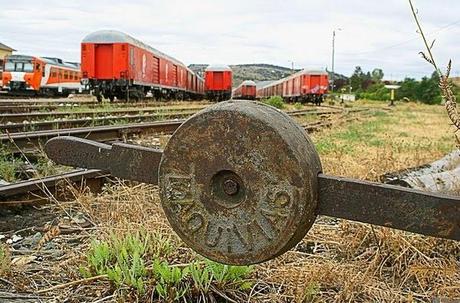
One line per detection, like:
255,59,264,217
1,0,459,79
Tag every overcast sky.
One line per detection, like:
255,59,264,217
1,0,459,80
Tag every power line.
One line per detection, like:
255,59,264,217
339,18,460,56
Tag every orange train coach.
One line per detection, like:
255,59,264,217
204,64,232,101
81,30,204,102
2,55,83,96
258,69,329,105
232,80,257,100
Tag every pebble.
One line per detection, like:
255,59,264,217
20,232,42,248
6,234,23,244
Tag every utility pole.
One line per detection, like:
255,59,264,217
288,60,294,73
331,28,342,93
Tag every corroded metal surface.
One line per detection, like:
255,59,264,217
317,174,460,240
158,101,322,265
45,137,162,184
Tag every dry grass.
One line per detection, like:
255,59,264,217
3,101,459,302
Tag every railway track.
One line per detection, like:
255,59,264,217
0,101,210,113
0,106,365,152
0,110,197,133
0,119,184,153
0,169,107,204
0,106,207,124
0,106,344,133
0,106,375,204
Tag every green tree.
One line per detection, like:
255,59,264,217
350,66,364,92
416,72,441,104
371,68,384,82
397,77,418,101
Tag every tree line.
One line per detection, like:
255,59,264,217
335,66,459,104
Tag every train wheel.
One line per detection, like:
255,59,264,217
109,95,115,102
96,94,103,102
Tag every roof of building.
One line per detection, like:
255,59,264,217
0,42,15,52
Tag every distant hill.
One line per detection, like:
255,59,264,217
189,63,348,88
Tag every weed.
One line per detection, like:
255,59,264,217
263,96,285,109
204,259,253,290
34,157,59,177
153,260,189,301
188,261,212,295
0,244,11,276
81,229,253,300
0,153,21,182
294,102,303,110
82,232,150,294
302,282,320,302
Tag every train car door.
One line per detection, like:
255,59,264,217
172,64,178,86
310,75,321,93
152,56,160,83
95,44,114,79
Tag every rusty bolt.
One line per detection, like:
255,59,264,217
223,179,239,196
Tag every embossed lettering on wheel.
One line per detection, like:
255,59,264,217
159,101,321,265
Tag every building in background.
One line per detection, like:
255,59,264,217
0,42,15,70
0,42,15,87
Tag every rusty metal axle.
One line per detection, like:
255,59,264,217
45,101,460,265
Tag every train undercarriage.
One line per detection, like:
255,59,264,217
3,83,81,97
283,94,324,106
87,79,203,102
205,90,232,102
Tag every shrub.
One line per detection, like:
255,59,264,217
294,102,303,110
263,96,285,109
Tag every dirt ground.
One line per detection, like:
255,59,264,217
0,100,459,302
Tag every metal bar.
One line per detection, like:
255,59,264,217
45,137,163,184
317,174,460,240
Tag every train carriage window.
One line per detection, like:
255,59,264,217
24,62,33,72
64,71,68,80
69,72,73,80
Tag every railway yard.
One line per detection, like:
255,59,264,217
0,96,458,302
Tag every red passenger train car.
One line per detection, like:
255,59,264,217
204,64,232,101
258,69,329,105
2,55,83,96
232,80,256,100
81,30,204,102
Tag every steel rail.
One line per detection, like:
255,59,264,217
0,169,108,204
0,106,207,123
0,119,184,153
